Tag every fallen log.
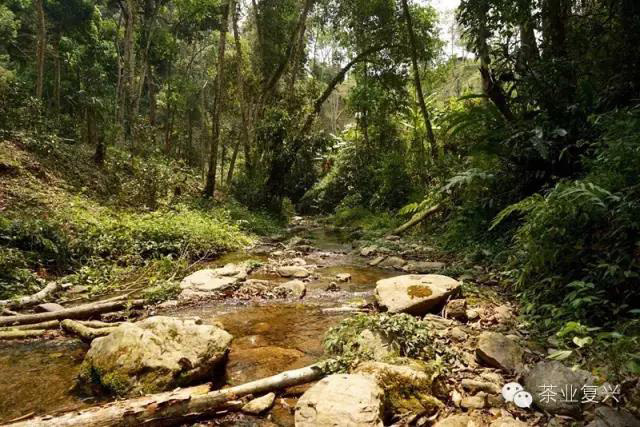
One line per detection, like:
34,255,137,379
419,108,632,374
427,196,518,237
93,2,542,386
9,361,329,427
0,329,47,340
392,203,442,235
60,319,118,342
77,320,122,328
0,320,60,331
0,299,144,327
0,282,60,309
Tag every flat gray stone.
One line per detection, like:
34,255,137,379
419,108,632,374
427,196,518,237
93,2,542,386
35,303,65,312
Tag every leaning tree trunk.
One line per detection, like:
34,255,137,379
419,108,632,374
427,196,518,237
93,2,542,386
34,0,46,100
401,0,437,158
204,0,232,197
9,362,328,427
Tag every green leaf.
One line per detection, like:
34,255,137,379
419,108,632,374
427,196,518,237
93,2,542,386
548,350,573,361
572,336,592,348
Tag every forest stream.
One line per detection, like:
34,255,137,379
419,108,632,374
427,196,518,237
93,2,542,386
0,217,399,425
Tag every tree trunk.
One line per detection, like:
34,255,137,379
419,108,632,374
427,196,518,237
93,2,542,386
204,0,232,197
121,0,137,150
60,319,118,343
261,0,314,100
0,320,60,331
476,3,515,122
34,0,46,100
0,300,143,327
401,0,437,158
53,34,62,112
519,0,539,66
0,282,59,309
392,203,442,235
10,362,328,427
0,329,47,340
231,4,253,176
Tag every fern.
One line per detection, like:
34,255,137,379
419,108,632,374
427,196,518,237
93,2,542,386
490,194,544,230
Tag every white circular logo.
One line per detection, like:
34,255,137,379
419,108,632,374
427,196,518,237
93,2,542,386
501,382,524,402
513,390,533,408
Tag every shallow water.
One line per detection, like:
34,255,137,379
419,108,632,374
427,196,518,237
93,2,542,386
0,223,392,424
0,340,92,422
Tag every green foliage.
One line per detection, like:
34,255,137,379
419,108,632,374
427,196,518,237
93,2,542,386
323,313,433,371
142,280,181,304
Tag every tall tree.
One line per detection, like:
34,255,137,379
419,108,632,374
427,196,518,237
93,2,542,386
34,0,46,100
401,0,437,157
204,0,232,197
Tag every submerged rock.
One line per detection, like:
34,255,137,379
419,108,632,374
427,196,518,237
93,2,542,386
369,256,386,266
295,374,384,427
336,273,352,282
476,331,524,373
375,274,461,315
227,346,308,384
76,316,232,396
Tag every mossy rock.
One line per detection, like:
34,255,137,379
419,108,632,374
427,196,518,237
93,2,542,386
355,360,445,419
74,316,232,397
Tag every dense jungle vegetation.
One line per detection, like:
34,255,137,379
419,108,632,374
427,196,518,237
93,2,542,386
1,0,639,380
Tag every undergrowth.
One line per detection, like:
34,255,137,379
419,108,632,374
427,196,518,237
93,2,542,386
0,137,278,299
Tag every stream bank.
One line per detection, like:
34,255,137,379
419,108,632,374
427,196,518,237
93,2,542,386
0,217,638,427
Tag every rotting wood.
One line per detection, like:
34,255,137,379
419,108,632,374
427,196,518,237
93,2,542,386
0,329,47,340
60,319,118,343
392,204,442,235
0,299,144,327
0,320,60,331
9,361,329,427
0,282,60,309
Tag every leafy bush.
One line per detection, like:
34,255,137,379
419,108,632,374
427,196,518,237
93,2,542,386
324,313,433,371
492,107,640,326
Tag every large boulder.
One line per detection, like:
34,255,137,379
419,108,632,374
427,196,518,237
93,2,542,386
77,316,232,396
523,360,596,416
375,274,461,315
476,331,524,373
295,374,384,427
